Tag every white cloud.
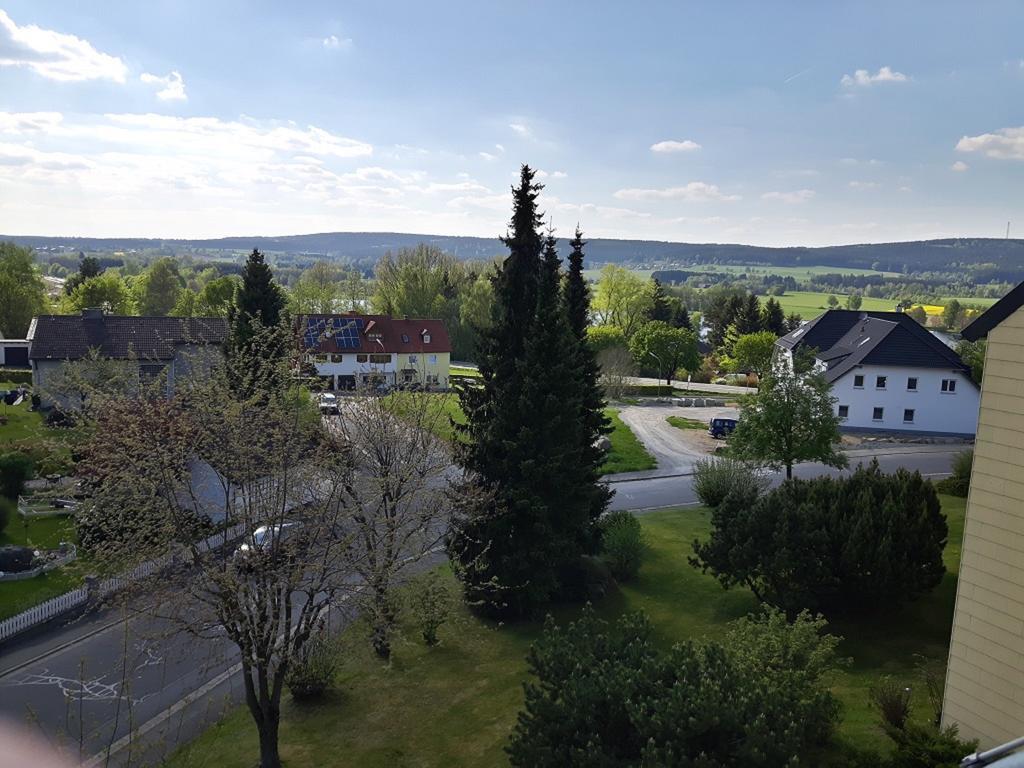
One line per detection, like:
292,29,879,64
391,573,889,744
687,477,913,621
839,157,882,166
840,66,908,87
535,169,567,179
140,70,187,101
0,9,127,82
478,143,505,161
613,182,741,202
508,122,531,138
0,111,63,133
761,189,816,203
956,127,1024,160
848,180,881,190
322,34,352,50
650,139,701,153
951,160,969,172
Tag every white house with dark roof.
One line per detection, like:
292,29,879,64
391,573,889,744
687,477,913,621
776,310,980,436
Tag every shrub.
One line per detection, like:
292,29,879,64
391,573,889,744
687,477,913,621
936,449,973,498
507,606,842,768
691,460,948,616
0,451,34,499
0,496,13,534
599,510,644,581
0,545,35,573
556,555,615,603
285,629,338,701
691,456,768,508
884,722,977,768
870,676,913,732
408,570,453,647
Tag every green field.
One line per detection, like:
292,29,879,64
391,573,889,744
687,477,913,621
167,496,965,767
601,408,656,474
772,291,898,319
583,263,897,283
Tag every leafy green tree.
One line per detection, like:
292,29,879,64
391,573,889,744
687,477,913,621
761,296,786,335
507,606,841,767
64,254,103,296
827,294,839,309
0,242,47,337
692,461,948,616
956,338,985,384
729,363,846,479
230,248,286,351
628,320,700,385
449,167,603,617
171,288,199,317
289,261,340,314
727,330,778,377
586,325,627,353
906,305,928,325
197,275,240,317
592,264,653,337
845,292,863,311
135,257,183,315
942,299,963,330
63,273,134,315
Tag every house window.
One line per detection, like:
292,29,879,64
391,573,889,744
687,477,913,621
907,377,917,391
314,354,328,363
876,376,887,389
872,407,884,421
140,363,166,380
423,333,431,344
903,409,915,423
369,353,391,364
941,379,957,393
428,354,437,364
330,354,343,363
853,374,864,388
427,374,439,384
356,354,368,363
838,405,849,419
409,354,418,364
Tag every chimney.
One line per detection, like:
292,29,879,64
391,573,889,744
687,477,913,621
82,307,104,322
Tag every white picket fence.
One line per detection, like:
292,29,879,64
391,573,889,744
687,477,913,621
0,522,248,644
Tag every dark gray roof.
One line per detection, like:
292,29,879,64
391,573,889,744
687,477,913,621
778,310,973,385
28,313,228,361
962,280,1024,341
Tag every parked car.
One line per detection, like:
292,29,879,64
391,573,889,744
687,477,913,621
708,417,738,439
318,392,339,415
235,522,303,562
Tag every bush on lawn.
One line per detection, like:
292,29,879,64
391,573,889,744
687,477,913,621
691,460,948,616
0,545,35,573
507,606,842,767
0,451,35,499
599,510,644,581
691,456,768,508
935,449,973,498
407,570,453,646
285,629,339,701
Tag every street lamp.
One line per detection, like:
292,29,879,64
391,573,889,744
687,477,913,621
646,350,670,388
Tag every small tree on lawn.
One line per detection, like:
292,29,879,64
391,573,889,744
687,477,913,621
729,363,846,479
726,330,778,379
628,320,700,385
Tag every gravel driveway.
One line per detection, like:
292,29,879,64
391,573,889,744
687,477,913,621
614,402,739,474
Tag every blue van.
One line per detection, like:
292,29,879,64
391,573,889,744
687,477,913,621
708,417,738,439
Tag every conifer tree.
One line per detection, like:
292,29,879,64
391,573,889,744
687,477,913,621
734,293,763,334
230,248,286,350
450,167,603,617
648,277,672,322
672,302,693,330
761,296,786,336
564,227,590,338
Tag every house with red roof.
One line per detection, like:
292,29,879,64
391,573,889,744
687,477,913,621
297,314,451,390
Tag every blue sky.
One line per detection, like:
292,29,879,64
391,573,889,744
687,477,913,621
1,1,1023,246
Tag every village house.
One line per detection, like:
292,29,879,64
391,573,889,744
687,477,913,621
776,309,980,437
297,314,451,391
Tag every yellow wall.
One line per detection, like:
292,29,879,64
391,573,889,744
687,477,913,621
943,303,1024,746
396,352,450,388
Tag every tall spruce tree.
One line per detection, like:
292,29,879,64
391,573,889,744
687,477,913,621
761,297,786,336
563,228,613,530
734,293,763,335
450,167,603,617
230,248,286,350
672,302,693,330
648,277,672,322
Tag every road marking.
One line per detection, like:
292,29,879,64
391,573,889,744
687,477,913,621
0,614,127,679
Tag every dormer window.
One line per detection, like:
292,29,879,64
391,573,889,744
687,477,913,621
401,334,409,343
422,331,431,344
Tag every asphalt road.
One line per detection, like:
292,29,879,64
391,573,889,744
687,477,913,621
0,444,962,767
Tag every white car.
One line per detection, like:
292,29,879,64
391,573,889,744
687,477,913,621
235,522,302,559
318,392,339,415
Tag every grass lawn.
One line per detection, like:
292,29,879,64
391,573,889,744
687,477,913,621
449,366,481,378
383,392,468,444
601,408,656,474
168,495,966,767
0,513,83,620
0,381,44,445
665,415,706,431
773,291,897,319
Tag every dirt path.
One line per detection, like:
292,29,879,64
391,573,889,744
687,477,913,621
615,402,739,473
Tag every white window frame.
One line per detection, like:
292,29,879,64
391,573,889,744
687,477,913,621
838,405,849,419
853,374,864,389
872,407,884,422
903,408,915,423
875,375,887,390
941,378,957,393
906,377,917,391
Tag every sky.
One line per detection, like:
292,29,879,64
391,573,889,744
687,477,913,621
1,1,1023,247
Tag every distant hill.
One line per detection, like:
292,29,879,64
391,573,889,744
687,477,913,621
5,231,1024,279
